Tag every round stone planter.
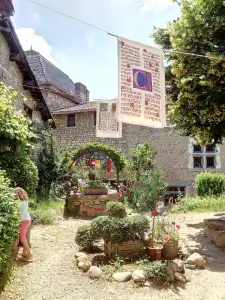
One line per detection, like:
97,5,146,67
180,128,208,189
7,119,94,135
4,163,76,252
162,241,179,259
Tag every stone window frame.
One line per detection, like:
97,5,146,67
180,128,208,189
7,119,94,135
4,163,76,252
67,114,76,128
188,138,221,170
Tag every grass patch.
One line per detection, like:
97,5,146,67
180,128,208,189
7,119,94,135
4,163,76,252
30,200,64,225
168,196,225,213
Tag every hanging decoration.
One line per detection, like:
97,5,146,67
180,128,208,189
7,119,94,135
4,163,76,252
96,99,122,138
117,37,166,128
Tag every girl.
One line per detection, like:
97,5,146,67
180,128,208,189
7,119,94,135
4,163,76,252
14,187,33,262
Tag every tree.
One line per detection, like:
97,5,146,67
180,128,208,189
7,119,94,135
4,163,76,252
153,0,225,144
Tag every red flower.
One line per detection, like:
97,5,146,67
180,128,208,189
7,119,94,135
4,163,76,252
165,236,171,242
151,209,157,217
176,224,180,229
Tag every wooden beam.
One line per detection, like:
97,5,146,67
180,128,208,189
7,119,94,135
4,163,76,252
0,25,10,32
23,80,36,87
9,53,24,62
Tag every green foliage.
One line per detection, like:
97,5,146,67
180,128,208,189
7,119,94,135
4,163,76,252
87,180,107,189
106,202,127,218
129,171,166,212
0,82,35,147
143,261,168,281
195,172,225,197
0,170,19,290
90,213,149,243
0,151,38,195
169,196,225,213
130,141,156,180
30,200,63,225
75,225,94,251
153,0,225,144
31,123,59,197
71,142,126,173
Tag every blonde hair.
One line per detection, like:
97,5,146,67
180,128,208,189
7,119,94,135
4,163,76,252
14,187,28,201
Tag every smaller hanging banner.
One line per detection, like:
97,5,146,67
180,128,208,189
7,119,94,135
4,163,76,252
96,99,122,138
117,37,166,128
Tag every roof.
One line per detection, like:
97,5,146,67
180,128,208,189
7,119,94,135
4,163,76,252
0,0,14,16
25,50,77,98
0,16,53,123
52,101,97,114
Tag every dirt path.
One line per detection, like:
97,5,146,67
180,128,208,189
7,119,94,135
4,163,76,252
1,213,225,300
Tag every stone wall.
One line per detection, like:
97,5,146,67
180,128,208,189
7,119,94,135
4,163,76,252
44,90,75,112
0,32,43,123
53,111,225,184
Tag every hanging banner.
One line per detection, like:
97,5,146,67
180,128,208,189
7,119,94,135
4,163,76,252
96,99,122,138
117,37,166,128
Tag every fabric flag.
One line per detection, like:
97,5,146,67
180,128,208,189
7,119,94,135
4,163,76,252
96,99,122,138
117,37,166,128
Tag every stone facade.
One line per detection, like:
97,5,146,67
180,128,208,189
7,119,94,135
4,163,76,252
0,32,43,123
53,110,225,188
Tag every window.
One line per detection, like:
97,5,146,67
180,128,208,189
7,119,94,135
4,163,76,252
67,114,75,127
194,156,203,168
193,144,202,153
188,138,221,169
206,144,215,153
93,112,97,126
206,156,215,168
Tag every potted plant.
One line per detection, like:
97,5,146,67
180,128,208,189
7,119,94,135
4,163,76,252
83,180,108,195
162,224,180,259
145,209,163,260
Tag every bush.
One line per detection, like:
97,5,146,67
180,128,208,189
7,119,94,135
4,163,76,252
144,261,168,281
90,215,149,243
75,225,94,251
169,196,225,213
195,172,225,197
106,202,126,218
0,151,38,195
0,170,19,290
87,180,107,188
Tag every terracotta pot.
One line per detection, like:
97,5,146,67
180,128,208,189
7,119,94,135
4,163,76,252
162,241,179,259
146,246,163,261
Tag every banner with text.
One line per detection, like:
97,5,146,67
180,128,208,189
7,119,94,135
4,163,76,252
96,100,122,138
118,37,166,128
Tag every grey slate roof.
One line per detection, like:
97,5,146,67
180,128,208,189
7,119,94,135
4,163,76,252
25,50,76,96
52,101,97,114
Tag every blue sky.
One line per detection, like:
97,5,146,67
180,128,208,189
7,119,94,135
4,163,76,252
12,0,180,99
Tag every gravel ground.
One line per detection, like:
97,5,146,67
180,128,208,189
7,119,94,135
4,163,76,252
1,212,225,300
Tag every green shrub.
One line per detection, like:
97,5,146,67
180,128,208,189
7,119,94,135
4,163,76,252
195,172,225,197
90,215,149,243
169,196,225,213
106,202,126,218
87,180,107,188
144,261,168,281
0,170,19,290
0,151,38,195
75,225,94,251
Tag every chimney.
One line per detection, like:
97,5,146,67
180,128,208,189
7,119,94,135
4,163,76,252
75,82,89,104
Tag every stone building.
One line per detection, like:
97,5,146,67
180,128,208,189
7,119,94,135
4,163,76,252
0,0,51,124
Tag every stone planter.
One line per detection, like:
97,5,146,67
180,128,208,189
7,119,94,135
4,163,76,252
104,239,142,259
162,241,179,259
83,187,108,195
205,219,225,248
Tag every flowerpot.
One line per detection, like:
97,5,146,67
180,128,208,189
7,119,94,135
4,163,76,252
104,240,141,259
146,246,163,261
162,241,178,259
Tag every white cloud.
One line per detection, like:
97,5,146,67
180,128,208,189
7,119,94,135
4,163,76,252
33,12,39,22
111,0,174,12
16,27,58,66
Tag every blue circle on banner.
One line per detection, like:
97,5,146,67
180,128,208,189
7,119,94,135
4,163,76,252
137,72,146,87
